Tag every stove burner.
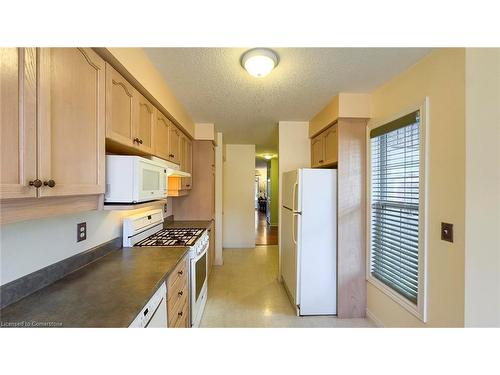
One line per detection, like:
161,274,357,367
135,228,205,247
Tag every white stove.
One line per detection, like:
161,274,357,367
123,209,209,328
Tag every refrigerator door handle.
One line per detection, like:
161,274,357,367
292,182,298,212
292,212,299,245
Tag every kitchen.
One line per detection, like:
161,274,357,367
1,3,499,373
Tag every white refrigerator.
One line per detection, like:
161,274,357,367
281,168,337,315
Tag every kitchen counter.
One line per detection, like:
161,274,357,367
164,220,213,230
0,246,188,328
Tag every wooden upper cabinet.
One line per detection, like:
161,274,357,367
134,92,155,154
155,110,171,160
311,133,324,167
180,135,192,190
323,123,338,165
169,125,181,164
105,63,135,148
37,48,105,197
0,48,37,199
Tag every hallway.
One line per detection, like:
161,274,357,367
255,210,278,245
200,246,374,327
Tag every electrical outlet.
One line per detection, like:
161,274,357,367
77,222,87,242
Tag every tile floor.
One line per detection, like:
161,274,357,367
200,246,374,328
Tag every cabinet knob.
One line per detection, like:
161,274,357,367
178,291,183,296
178,311,183,317
133,137,140,144
319,160,324,163
139,139,143,144
43,180,56,188
178,270,183,276
29,179,42,188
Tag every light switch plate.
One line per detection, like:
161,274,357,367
441,222,453,243
77,222,87,242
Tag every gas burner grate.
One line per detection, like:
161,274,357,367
135,228,206,247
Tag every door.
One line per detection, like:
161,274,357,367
37,48,105,197
282,169,298,210
169,125,181,164
105,63,135,148
323,124,338,165
311,134,324,167
281,206,298,305
134,92,155,154
0,48,37,199
154,111,170,160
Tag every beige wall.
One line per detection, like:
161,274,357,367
223,144,256,248
278,121,311,276
104,48,195,137
464,48,500,327
0,201,172,285
367,49,466,327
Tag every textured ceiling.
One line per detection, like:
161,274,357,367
145,48,431,154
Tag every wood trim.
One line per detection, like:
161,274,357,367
0,194,101,225
337,118,367,319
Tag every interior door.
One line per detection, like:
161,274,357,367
281,206,297,305
37,48,105,197
0,48,37,199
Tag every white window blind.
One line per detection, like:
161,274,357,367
370,111,420,304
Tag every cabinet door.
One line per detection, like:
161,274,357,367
180,135,192,190
105,63,135,148
311,133,324,167
155,110,170,160
323,124,338,165
134,92,155,154
0,48,37,199
169,125,181,164
37,48,105,197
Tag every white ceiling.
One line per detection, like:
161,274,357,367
145,48,431,154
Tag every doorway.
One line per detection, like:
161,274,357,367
255,157,278,245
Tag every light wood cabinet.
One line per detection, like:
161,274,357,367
180,134,193,190
154,110,171,160
0,48,37,199
105,63,135,148
134,92,155,154
311,133,324,167
37,48,105,197
167,254,190,328
169,125,181,164
310,122,338,168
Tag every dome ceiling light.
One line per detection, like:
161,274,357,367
241,48,279,78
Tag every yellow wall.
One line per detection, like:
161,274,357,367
105,48,195,137
367,49,466,327
464,48,500,327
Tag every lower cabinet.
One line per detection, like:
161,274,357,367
167,254,190,328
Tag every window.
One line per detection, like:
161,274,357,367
367,104,427,321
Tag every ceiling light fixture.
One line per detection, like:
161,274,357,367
263,155,273,160
241,48,279,78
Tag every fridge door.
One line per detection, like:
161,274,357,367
298,169,337,315
281,206,298,306
282,170,299,211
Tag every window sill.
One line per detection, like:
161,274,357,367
367,275,426,322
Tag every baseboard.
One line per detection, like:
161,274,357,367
366,308,384,327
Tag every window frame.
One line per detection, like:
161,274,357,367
366,98,429,322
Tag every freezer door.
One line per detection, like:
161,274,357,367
282,170,299,211
281,206,298,305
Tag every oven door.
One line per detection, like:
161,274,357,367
137,160,167,202
190,243,208,327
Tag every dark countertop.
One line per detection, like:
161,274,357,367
0,246,188,328
164,220,213,230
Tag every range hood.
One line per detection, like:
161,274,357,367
149,156,191,178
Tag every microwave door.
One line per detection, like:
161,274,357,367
138,162,165,202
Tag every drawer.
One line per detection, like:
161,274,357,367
167,274,188,310
167,256,188,291
173,298,190,328
168,287,188,327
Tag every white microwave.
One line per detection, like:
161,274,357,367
105,155,168,203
